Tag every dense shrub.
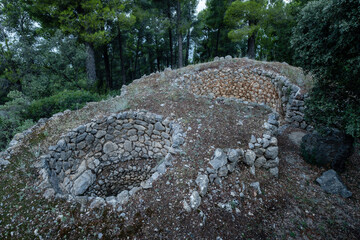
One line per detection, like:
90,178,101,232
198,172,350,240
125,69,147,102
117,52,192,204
291,0,360,138
26,90,101,121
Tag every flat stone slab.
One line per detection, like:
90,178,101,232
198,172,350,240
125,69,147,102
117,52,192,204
316,170,352,198
288,131,306,147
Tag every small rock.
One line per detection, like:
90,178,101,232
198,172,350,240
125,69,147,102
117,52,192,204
316,170,352,198
210,149,228,170
183,200,192,212
254,156,266,168
227,149,239,163
195,175,209,196
264,147,278,160
250,135,256,143
250,182,262,194
269,167,279,178
117,190,129,205
190,191,201,209
218,165,228,177
103,142,118,154
249,166,256,176
244,150,256,166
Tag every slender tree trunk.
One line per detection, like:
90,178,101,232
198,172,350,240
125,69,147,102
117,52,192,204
103,45,112,89
247,20,256,59
215,28,221,57
86,42,97,87
117,29,126,86
167,0,173,68
176,0,183,68
155,37,161,71
185,28,191,66
134,30,141,79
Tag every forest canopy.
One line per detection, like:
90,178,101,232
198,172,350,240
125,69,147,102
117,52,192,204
0,0,359,150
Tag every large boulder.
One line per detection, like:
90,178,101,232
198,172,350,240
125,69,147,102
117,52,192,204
316,170,352,198
301,128,354,171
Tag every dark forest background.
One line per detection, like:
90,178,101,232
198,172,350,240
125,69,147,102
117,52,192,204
0,0,359,149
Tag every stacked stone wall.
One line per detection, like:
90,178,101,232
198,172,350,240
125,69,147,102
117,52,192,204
41,110,184,199
176,59,311,130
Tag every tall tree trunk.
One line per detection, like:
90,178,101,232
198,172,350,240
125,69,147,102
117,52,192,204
155,37,161,71
134,30,141,79
86,42,97,87
185,28,191,66
117,29,126,86
247,20,256,59
176,0,183,69
215,28,221,57
103,45,112,89
167,0,173,68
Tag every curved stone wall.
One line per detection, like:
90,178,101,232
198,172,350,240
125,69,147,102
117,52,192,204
177,62,310,130
186,68,280,111
41,111,184,199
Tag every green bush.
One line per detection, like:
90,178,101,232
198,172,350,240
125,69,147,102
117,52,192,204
26,90,101,121
291,0,360,138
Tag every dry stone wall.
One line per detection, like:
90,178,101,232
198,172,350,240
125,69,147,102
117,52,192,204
176,57,311,130
40,110,184,204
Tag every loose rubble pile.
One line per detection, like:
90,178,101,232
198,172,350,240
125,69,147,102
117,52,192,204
38,110,184,207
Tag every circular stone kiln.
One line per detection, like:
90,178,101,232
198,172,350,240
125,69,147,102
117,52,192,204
41,111,184,199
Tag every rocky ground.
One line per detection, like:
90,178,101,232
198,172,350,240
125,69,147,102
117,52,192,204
0,58,359,239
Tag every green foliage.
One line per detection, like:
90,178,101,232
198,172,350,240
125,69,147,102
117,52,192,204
0,90,31,150
26,90,101,121
292,0,360,138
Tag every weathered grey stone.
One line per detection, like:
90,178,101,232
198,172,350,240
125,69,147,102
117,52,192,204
262,139,270,148
244,150,256,166
269,167,279,178
316,170,352,198
89,197,105,209
265,147,278,160
155,122,165,131
196,174,209,196
227,149,239,163
209,173,217,183
95,130,106,139
85,134,95,144
117,190,130,205
250,135,256,143
183,200,192,212
190,191,201,209
263,157,280,169
269,137,278,146
250,182,262,194
72,170,95,195
254,156,266,168
172,134,184,148
210,149,228,169
218,165,228,177
124,140,132,152
76,133,87,143
76,125,86,134
103,142,118,154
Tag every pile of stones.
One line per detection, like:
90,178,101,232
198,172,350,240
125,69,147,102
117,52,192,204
38,110,184,207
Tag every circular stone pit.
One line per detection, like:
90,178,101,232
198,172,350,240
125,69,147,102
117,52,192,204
40,110,184,203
